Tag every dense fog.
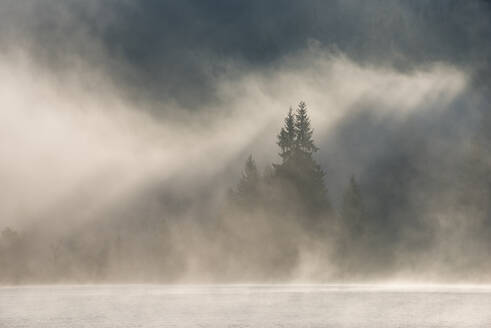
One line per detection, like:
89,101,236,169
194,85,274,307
0,0,490,284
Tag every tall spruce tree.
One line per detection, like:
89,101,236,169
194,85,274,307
275,102,329,214
295,101,318,154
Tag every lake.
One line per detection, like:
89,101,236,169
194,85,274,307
1,284,490,327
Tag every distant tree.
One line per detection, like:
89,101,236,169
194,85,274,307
235,155,260,204
341,176,365,236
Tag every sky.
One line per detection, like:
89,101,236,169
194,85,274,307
0,0,491,282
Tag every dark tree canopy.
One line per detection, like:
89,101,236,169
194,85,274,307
233,101,330,222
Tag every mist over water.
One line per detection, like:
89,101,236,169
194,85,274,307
0,0,491,285
2,285,491,327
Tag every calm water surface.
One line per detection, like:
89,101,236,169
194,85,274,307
1,284,491,327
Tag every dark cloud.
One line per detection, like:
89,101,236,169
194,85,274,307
1,0,490,108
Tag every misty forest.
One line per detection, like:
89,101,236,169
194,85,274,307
1,1,491,287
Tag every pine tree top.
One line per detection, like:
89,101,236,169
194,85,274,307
277,108,296,160
295,101,318,154
277,101,319,164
